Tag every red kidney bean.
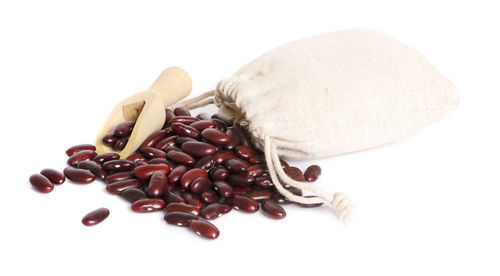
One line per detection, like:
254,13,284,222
113,137,128,150
120,188,147,203
295,195,324,208
226,174,254,187
141,130,168,149
201,128,231,145
232,186,251,195
283,167,305,182
214,151,237,164
254,176,273,188
181,141,216,157
224,158,249,174
133,164,170,180
247,164,266,177
286,186,303,196
304,165,321,182
141,146,167,159
171,123,200,139
154,136,177,151
262,200,286,219
166,150,195,165
113,121,135,137
77,160,107,180
211,113,233,124
131,198,166,213
105,171,132,184
190,220,219,239
226,195,259,213
223,129,240,150
200,190,219,204
248,155,266,165
180,168,208,190
173,107,191,116
190,120,215,131
163,108,176,128
181,192,203,209
127,154,146,163
280,159,290,168
232,124,251,147
201,203,232,220
234,145,255,160
271,193,290,204
102,133,118,146
66,144,96,157
106,179,142,195
40,169,65,185
64,167,96,184
148,171,167,197
164,211,198,227
213,180,232,197
67,150,97,167
163,145,182,152
168,165,188,184
194,155,215,171
81,208,110,226
161,190,186,204
175,136,197,146
196,112,211,120
247,189,273,202
103,160,134,172
169,116,200,125
135,160,148,167
190,177,212,194
29,174,54,193
166,203,200,215
210,166,229,181
93,153,120,164
149,158,175,168
211,118,227,132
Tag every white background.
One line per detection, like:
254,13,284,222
1,0,499,275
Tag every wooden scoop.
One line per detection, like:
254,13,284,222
95,67,192,158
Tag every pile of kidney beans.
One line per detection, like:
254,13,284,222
29,107,322,239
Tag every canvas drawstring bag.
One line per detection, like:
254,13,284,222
169,28,460,222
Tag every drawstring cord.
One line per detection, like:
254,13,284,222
168,90,354,223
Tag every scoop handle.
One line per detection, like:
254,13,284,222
149,67,192,107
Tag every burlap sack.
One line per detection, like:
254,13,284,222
172,28,459,222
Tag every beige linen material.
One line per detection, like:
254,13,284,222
171,29,459,222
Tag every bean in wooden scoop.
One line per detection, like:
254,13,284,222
95,67,192,159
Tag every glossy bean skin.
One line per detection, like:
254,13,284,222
166,203,200,215
271,193,290,204
254,176,273,188
196,112,211,120
213,180,232,197
82,208,110,226
173,107,191,116
166,150,195,165
262,199,286,219
67,150,97,167
190,120,215,131
169,116,200,125
149,158,175,169
232,186,252,195
106,179,142,195
64,167,96,184
201,128,231,145
161,190,186,204
200,190,219,204
141,147,167,159
194,156,215,171
105,171,132,184
113,121,135,137
226,195,259,213
163,145,182,153
102,133,118,146
168,165,188,184
190,177,213,194
175,136,197,146
127,154,146,163
224,158,249,174
247,164,266,177
66,144,96,157
164,109,175,128
190,220,219,239
164,211,198,227
140,130,168,149
181,141,216,157
246,189,273,202
40,169,65,185
133,164,170,180
210,166,229,181
154,136,177,151
113,137,128,150
131,198,166,212
180,168,208,190
171,123,200,139
93,153,120,164
120,188,147,203
214,151,237,164
286,186,303,196
304,165,321,182
211,118,227,132
295,195,324,208
223,129,240,150
248,155,266,165
181,192,204,209
232,124,251,147
29,174,54,193
226,174,255,187
77,160,107,180
201,203,232,219
103,160,135,172
148,171,167,197
234,145,255,160
284,167,305,182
